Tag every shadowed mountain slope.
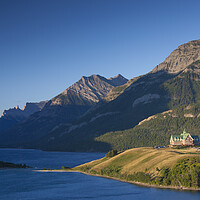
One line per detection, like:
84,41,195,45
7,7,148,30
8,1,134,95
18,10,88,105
0,101,47,132
0,74,127,147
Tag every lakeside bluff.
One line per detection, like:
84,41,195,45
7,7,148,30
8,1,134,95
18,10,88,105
72,147,200,190
170,130,199,146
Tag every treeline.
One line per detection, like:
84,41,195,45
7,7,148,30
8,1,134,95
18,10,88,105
153,157,200,188
0,161,29,168
96,104,200,151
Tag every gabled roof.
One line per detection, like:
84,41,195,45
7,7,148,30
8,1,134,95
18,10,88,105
171,129,199,141
171,135,183,140
180,129,190,139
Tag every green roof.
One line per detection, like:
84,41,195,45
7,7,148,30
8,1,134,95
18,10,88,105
180,129,190,139
171,135,183,140
171,129,199,141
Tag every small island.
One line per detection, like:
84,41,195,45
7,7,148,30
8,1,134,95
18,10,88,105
0,161,29,169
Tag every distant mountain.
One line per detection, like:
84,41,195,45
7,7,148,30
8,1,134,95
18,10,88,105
34,39,200,152
49,74,128,106
0,101,47,132
0,74,128,147
107,74,129,86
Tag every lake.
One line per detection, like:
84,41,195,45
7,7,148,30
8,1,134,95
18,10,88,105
0,148,200,200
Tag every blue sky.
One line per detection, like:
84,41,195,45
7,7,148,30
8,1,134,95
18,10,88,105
1,0,200,114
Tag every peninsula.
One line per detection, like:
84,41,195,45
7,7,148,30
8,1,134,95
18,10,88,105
61,147,200,191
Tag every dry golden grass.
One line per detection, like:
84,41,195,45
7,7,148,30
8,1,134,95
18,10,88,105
73,147,200,175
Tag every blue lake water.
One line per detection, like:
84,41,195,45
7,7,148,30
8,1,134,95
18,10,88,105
0,149,200,200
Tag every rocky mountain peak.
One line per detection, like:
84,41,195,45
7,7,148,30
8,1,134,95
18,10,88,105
2,107,23,119
152,39,200,74
50,74,128,106
0,101,47,132
22,101,47,113
108,74,128,86
1,101,47,120
109,74,123,79
15,105,19,109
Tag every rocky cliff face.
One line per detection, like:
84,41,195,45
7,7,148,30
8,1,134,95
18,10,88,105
39,74,128,118
22,102,47,115
49,74,126,107
152,39,200,73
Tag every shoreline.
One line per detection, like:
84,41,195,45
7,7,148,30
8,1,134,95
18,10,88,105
34,169,200,191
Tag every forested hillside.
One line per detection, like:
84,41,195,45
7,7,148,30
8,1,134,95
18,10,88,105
96,66,200,151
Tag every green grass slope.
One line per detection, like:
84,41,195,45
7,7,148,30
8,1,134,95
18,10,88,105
73,147,200,189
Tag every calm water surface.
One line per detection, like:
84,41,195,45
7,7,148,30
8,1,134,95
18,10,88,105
0,148,200,200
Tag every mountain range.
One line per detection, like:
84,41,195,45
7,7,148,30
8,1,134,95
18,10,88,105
0,74,128,148
0,101,47,132
1,39,200,152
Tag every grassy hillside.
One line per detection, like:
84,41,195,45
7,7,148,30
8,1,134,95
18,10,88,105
74,147,199,174
73,147,200,189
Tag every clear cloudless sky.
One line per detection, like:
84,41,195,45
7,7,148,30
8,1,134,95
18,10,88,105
1,0,200,114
